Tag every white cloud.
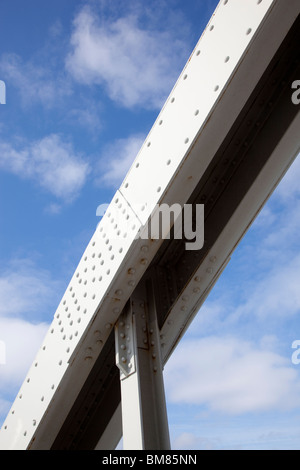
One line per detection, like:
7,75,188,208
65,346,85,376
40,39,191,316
0,53,71,108
235,254,300,320
165,336,300,415
97,134,144,187
172,432,218,451
0,134,90,202
66,6,188,109
0,317,48,394
0,259,59,422
0,258,62,320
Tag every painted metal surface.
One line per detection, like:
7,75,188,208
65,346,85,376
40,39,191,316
0,0,299,450
117,284,170,450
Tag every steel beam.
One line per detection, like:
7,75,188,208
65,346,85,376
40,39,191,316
115,282,170,450
0,0,299,450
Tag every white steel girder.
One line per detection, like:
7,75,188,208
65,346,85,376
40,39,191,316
0,0,299,450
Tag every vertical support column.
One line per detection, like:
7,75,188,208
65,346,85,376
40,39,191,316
115,281,170,450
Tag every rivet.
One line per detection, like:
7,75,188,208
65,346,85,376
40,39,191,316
106,323,112,329
141,245,149,253
128,268,136,275
115,289,123,296
207,267,213,274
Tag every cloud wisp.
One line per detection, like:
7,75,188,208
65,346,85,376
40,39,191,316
0,258,62,422
0,53,71,109
165,336,300,415
0,134,90,203
66,6,189,109
96,134,144,188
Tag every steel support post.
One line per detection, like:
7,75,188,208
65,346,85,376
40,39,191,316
115,281,170,450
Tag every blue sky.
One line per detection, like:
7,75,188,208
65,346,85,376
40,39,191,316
0,0,300,450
